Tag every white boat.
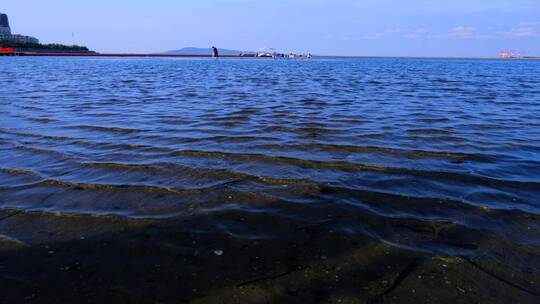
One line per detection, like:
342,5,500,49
257,48,276,58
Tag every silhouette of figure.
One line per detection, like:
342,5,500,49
212,46,219,58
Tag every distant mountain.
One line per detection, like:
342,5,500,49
162,47,254,55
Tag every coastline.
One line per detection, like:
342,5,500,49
3,52,539,61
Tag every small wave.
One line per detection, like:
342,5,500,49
11,144,71,160
0,128,77,141
210,116,251,122
405,135,467,142
408,128,453,135
432,78,461,83
0,167,41,177
26,117,57,123
255,143,492,162
263,126,345,135
0,234,27,248
168,149,540,192
69,125,146,134
417,118,451,123
232,108,260,115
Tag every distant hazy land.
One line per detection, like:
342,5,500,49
162,47,254,55
159,48,539,60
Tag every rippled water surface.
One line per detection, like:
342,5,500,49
1,57,539,262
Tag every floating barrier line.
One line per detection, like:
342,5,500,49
17,53,259,58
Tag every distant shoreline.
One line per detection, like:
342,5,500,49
3,52,539,61
315,55,540,61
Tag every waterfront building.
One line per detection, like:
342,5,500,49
0,12,40,44
0,13,10,35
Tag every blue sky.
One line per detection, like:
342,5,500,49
2,0,540,56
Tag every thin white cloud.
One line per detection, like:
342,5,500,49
498,22,539,37
446,26,477,38
384,28,405,34
519,21,540,27
427,26,493,39
407,29,428,38
362,33,385,39
500,27,538,37
339,35,362,41
342,22,539,42
359,28,428,39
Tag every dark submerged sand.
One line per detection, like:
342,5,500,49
1,209,538,303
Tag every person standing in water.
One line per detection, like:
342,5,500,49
212,46,219,58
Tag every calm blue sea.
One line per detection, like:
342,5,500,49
1,57,539,262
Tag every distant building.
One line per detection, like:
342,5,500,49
0,13,11,35
0,12,40,44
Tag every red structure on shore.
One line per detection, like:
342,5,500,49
0,47,14,54
499,50,521,59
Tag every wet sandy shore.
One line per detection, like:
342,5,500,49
1,209,538,304
1,58,540,303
